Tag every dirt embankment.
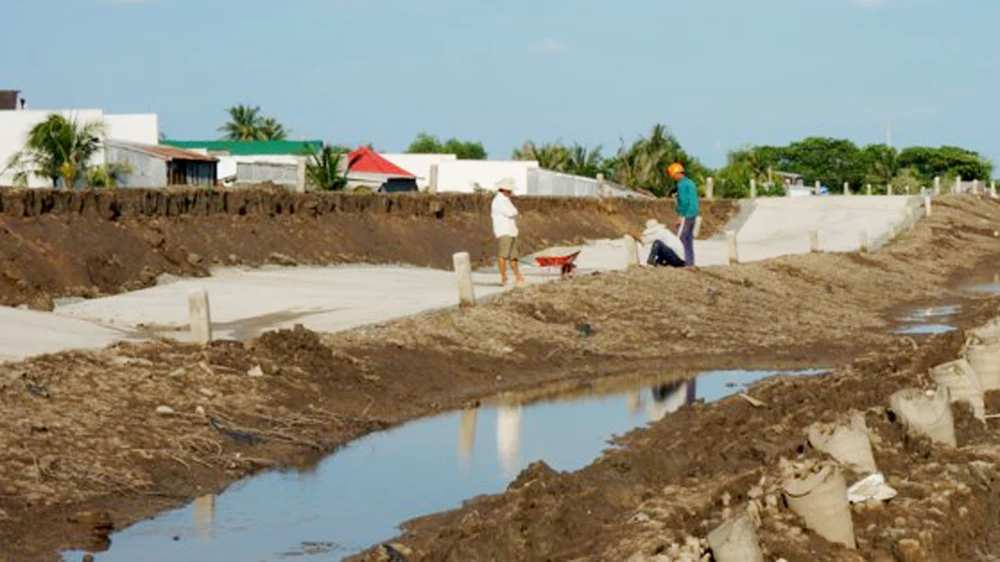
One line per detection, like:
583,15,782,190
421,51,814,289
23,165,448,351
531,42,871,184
0,188,736,310
0,196,998,561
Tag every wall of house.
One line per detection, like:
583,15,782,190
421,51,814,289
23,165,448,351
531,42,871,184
381,153,457,189
105,145,167,188
0,110,159,188
435,160,540,195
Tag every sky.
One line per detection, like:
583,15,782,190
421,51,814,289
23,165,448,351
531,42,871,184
2,0,997,167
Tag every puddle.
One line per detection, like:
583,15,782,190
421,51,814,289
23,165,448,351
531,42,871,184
971,282,1000,294
894,304,959,335
63,368,825,562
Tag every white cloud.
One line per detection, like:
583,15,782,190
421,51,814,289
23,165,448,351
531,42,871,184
530,38,569,54
851,0,887,8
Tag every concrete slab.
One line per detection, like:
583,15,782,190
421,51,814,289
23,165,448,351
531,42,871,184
0,306,130,363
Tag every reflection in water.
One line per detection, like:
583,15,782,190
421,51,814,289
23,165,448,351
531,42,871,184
458,409,477,466
193,495,216,542
496,404,523,477
646,378,697,421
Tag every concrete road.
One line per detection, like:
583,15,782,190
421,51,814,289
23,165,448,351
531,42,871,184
0,194,926,362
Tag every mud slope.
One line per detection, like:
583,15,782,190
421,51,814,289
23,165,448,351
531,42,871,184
0,195,997,561
0,188,736,310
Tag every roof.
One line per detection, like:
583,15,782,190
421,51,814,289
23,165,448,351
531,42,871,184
161,140,323,156
348,146,415,177
105,140,218,162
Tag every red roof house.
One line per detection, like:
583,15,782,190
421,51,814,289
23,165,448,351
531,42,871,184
348,146,415,177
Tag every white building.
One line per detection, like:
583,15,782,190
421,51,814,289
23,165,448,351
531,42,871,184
0,108,159,188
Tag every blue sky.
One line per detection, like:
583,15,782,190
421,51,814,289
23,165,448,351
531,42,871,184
2,0,996,167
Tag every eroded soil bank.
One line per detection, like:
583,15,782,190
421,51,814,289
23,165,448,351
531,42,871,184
0,188,736,310
0,195,997,561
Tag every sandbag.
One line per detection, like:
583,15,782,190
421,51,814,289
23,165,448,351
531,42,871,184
707,511,764,562
930,359,986,422
782,461,855,549
889,387,956,447
808,412,878,475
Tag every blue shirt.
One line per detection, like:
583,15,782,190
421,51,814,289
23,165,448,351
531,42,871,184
676,177,699,218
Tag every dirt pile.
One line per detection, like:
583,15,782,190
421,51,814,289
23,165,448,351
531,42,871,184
0,195,998,561
0,187,736,310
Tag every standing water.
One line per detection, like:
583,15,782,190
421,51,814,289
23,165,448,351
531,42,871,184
63,369,825,562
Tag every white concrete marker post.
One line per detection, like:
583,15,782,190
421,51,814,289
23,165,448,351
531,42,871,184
866,184,872,196
725,230,739,265
694,216,704,238
887,184,893,196
955,177,961,194
623,235,640,269
859,230,869,253
428,164,439,194
974,179,980,194
749,179,757,199
596,173,605,198
924,196,932,218
809,230,820,253
992,181,997,198
815,180,821,195
188,289,213,345
934,176,941,196
453,252,475,307
706,177,715,200
843,182,850,196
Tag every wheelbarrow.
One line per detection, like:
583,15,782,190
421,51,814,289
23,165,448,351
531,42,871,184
528,246,581,278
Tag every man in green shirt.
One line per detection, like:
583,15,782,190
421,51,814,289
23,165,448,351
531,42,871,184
668,162,699,266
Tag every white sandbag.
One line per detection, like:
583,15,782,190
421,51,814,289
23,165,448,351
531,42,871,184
782,461,856,549
930,359,986,422
807,412,878,475
889,387,957,447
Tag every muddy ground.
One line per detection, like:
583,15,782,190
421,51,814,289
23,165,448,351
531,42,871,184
0,188,736,310
0,195,998,561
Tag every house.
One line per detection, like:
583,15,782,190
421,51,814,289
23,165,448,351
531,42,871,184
104,140,217,188
0,91,160,187
161,140,321,190
347,147,418,192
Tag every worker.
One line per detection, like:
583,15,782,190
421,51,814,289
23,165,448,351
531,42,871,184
491,178,525,286
632,219,685,267
668,162,699,266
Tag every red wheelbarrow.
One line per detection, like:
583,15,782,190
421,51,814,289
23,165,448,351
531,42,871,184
529,247,581,278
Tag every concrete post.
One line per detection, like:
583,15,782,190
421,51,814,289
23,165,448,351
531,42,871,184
924,196,932,218
725,230,739,265
866,184,872,196
815,180,821,195
428,164,439,194
706,177,715,200
596,173,605,198
188,289,212,345
887,184,893,196
295,160,307,193
843,182,851,196
623,235,640,268
453,252,475,307
954,177,961,194
809,230,819,253
905,185,911,195
749,178,757,199
694,216,704,238
859,230,869,253
992,181,997,198
934,176,941,196
973,179,980,194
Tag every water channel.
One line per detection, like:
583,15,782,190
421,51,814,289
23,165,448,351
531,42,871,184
63,368,826,562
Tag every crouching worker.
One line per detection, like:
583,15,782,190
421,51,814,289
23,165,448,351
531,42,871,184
637,219,686,267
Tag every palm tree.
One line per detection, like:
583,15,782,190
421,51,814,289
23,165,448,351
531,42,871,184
513,141,570,172
564,144,605,178
220,105,263,141
259,117,288,141
5,114,105,188
304,145,360,191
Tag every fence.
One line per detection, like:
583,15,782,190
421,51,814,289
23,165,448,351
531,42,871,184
525,168,652,199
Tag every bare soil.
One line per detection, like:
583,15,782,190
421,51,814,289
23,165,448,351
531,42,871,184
0,195,998,561
0,188,736,310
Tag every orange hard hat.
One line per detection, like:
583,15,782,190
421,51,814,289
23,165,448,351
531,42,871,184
667,162,685,176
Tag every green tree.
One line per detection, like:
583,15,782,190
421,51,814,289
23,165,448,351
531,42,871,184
5,114,106,188
304,145,359,191
84,162,133,189
259,117,288,141
219,105,289,141
406,132,487,159
861,144,898,187
774,137,864,192
512,141,570,171
897,146,993,181
606,124,709,197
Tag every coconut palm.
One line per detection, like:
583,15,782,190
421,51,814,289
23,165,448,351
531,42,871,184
220,105,264,141
304,145,360,191
259,117,288,141
5,114,105,188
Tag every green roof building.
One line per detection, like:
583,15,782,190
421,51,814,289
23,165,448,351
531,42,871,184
160,140,323,156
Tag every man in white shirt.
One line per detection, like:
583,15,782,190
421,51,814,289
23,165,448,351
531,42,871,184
491,178,525,286
637,219,686,267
